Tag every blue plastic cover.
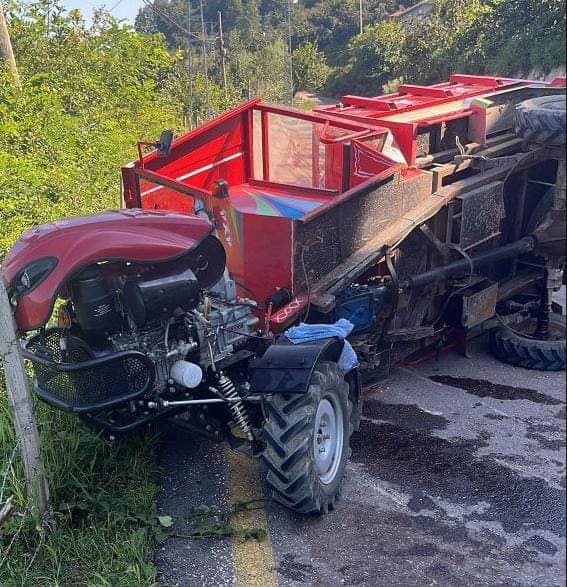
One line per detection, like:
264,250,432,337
284,319,359,372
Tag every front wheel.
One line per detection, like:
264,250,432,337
262,361,352,515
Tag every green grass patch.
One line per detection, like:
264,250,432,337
0,380,161,586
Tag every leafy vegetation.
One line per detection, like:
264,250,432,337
0,2,185,584
135,0,565,98
330,21,406,95
0,399,161,585
293,41,330,93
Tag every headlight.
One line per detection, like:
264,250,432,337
9,257,58,304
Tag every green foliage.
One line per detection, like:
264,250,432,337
403,0,566,85
484,0,566,75
133,0,565,102
332,21,406,95
0,377,160,585
0,2,186,584
293,42,330,92
0,2,183,255
227,32,290,103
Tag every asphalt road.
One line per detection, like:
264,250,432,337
155,331,566,586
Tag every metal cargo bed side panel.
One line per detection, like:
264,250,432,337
293,172,432,292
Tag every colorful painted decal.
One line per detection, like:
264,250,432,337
229,186,325,219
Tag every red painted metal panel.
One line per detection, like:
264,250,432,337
341,95,397,110
118,74,558,317
317,76,521,126
3,210,213,330
350,140,398,188
139,99,260,169
261,110,270,181
244,109,254,181
399,84,452,98
135,168,211,200
376,120,417,165
122,166,141,208
144,117,247,190
207,194,293,305
448,74,501,88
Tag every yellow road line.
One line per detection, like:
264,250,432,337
225,448,278,587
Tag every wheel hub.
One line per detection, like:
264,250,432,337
313,397,344,485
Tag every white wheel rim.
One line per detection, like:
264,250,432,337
313,396,344,485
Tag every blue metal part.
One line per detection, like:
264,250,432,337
335,285,391,334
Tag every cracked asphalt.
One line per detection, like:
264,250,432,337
155,316,566,585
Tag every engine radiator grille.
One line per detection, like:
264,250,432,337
23,329,154,413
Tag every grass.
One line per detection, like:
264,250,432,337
0,374,160,586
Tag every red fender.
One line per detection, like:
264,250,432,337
2,209,213,331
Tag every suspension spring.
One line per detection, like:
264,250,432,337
216,374,254,441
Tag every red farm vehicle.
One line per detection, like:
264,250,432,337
3,75,566,515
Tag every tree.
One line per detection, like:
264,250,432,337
227,32,289,102
339,21,406,95
305,0,360,64
402,0,566,84
293,41,330,92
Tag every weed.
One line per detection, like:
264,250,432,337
0,378,160,586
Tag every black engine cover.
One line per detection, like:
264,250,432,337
123,267,200,327
71,267,119,335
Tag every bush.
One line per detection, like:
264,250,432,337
0,3,184,584
293,42,331,93
331,21,406,96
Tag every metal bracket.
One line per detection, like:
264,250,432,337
418,224,450,261
454,136,521,172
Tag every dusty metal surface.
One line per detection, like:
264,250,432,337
293,172,431,293
457,182,505,251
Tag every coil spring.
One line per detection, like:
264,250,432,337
217,374,254,440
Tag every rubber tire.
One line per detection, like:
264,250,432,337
490,313,566,371
514,95,566,146
525,187,554,234
262,362,352,515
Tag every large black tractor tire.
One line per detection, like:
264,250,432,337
262,361,352,515
525,187,554,234
514,95,566,146
490,313,566,371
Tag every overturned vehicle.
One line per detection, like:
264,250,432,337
3,75,566,515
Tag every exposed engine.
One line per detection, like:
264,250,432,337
6,232,263,443
61,260,259,395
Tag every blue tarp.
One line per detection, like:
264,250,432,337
284,319,359,372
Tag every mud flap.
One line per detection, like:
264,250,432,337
249,337,344,394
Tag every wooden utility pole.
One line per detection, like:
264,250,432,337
0,3,21,88
187,0,194,129
0,278,50,520
287,0,294,105
199,0,212,117
218,11,228,102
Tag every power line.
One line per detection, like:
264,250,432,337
108,0,127,13
140,0,200,39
